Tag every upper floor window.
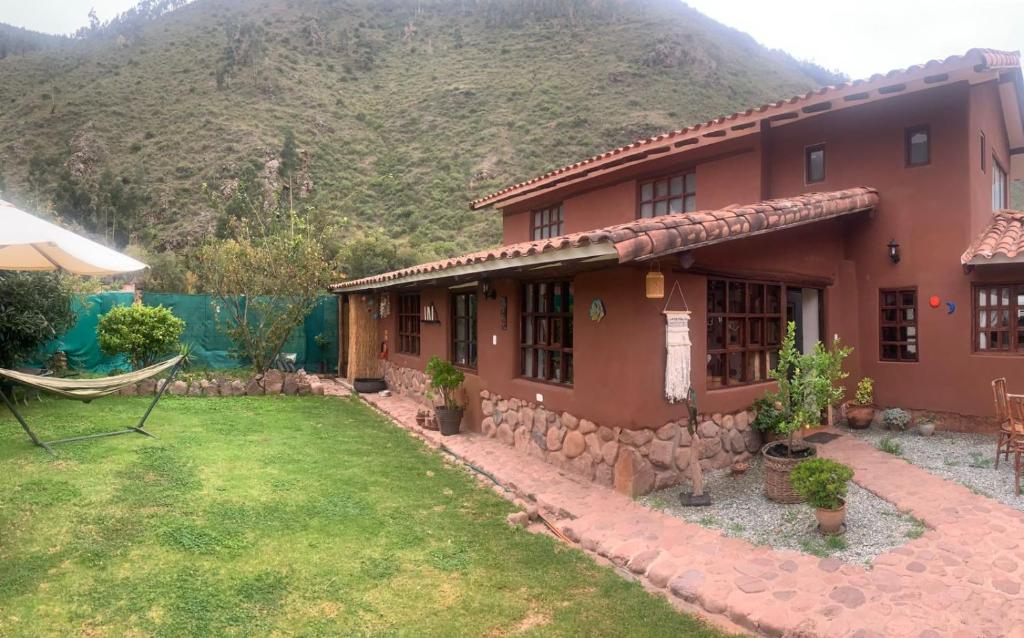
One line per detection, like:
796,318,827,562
974,284,1024,353
397,294,421,355
451,292,478,369
980,132,986,173
532,205,564,240
880,289,918,362
805,144,826,183
638,172,696,218
905,125,930,167
521,280,574,385
993,157,1008,210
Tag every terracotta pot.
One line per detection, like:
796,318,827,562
762,441,817,504
918,421,936,437
846,404,876,429
814,499,846,535
436,406,463,436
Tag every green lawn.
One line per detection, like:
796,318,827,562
0,396,729,637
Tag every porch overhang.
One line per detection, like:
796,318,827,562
330,187,879,293
962,211,1024,266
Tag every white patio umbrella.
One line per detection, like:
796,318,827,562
0,200,147,275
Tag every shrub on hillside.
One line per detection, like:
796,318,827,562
97,304,185,369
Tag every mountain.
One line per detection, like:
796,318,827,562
0,0,843,276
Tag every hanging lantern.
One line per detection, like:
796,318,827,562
645,262,665,299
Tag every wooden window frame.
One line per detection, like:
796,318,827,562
993,155,1008,210
519,280,574,386
397,293,421,355
879,288,919,362
973,283,1024,354
980,132,987,173
804,143,826,184
637,170,696,218
531,204,564,240
905,124,930,167
450,291,478,370
706,277,785,389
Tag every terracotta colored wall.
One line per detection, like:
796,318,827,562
969,79,1012,237
499,138,761,244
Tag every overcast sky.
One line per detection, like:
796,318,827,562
1,0,1021,79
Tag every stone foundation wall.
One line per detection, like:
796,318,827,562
118,369,327,397
479,390,761,497
382,361,433,407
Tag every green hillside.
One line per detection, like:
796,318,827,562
0,0,839,275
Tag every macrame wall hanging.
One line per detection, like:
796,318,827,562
663,279,691,404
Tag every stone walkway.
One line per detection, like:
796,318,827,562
357,390,1024,638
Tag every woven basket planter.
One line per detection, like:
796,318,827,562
762,441,817,503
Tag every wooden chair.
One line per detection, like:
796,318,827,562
994,378,1013,468
1009,396,1024,495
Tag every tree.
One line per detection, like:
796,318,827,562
97,304,185,369
338,231,419,280
0,272,76,369
198,210,338,373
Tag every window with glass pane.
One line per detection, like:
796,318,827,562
531,204,564,240
451,292,477,369
805,144,825,183
397,294,421,355
993,159,1008,211
905,125,930,167
707,278,783,389
879,289,918,362
974,284,1024,353
520,281,573,384
638,172,696,218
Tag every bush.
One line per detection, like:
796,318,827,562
425,356,464,410
854,377,873,405
881,408,911,431
790,458,854,510
0,272,76,369
877,435,902,456
97,304,185,369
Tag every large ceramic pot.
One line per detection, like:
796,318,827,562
353,378,387,394
814,499,846,535
918,421,936,437
846,404,876,429
436,406,464,436
762,440,817,503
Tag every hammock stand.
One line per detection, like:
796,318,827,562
0,356,184,456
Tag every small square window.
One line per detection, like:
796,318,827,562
905,125,930,167
805,144,825,183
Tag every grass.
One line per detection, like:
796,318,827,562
877,436,902,456
0,396,731,637
798,534,848,558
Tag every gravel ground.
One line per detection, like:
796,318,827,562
847,425,1024,509
640,456,922,565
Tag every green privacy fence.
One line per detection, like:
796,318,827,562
35,293,339,374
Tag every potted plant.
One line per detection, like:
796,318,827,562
426,356,465,436
846,377,876,429
760,322,852,503
790,458,855,535
917,412,936,437
881,407,912,432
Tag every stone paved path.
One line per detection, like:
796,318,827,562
357,390,1024,637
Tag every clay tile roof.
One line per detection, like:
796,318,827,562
962,211,1024,265
471,48,1019,210
331,187,878,291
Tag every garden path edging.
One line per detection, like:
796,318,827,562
358,391,1024,638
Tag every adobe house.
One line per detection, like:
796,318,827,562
332,49,1024,496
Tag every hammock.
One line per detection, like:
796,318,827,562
0,355,184,455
